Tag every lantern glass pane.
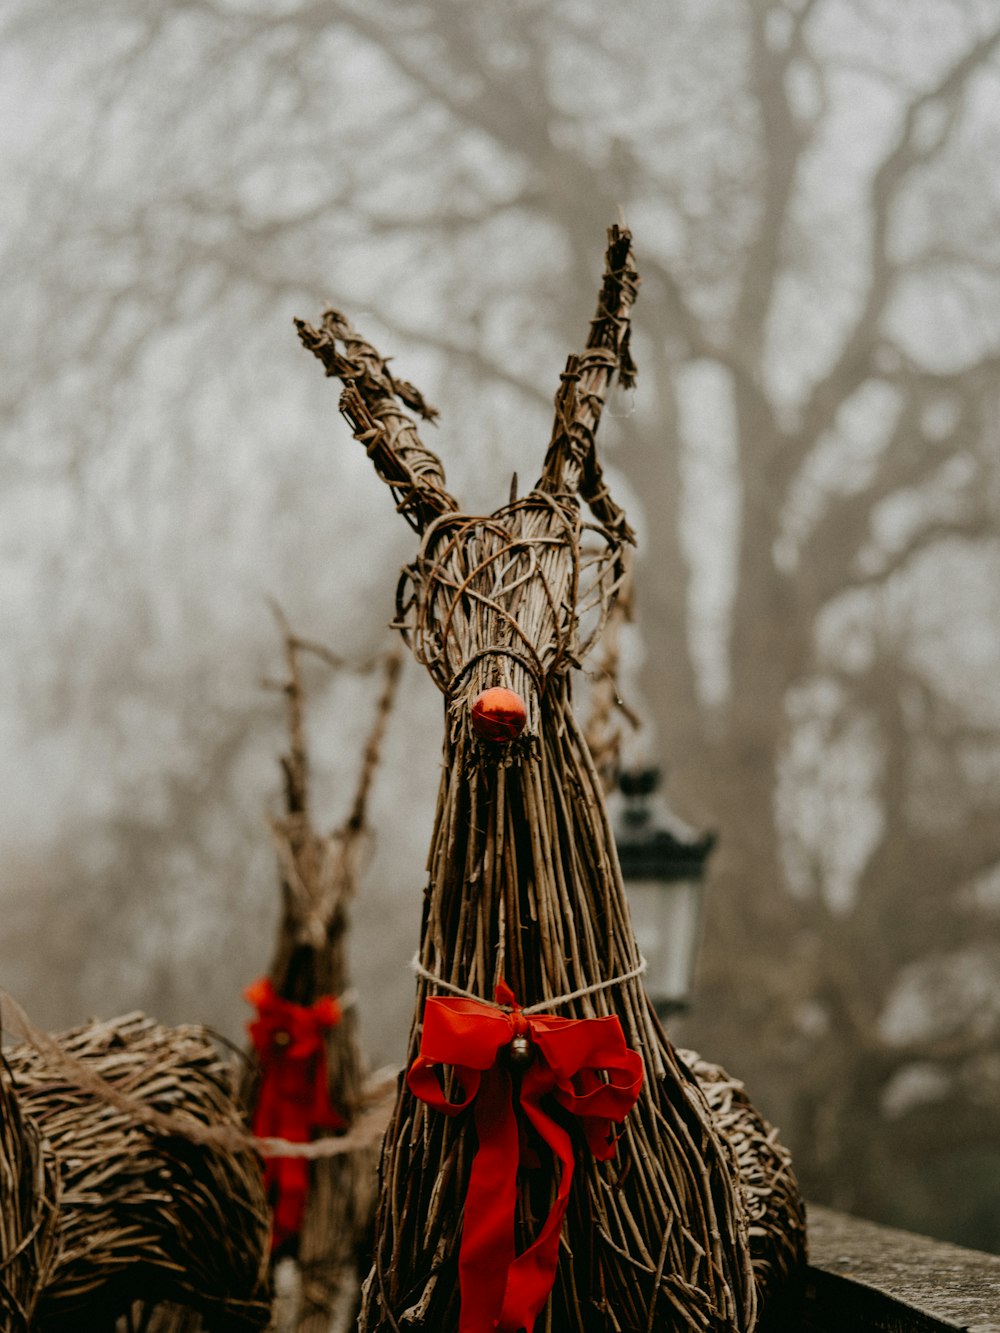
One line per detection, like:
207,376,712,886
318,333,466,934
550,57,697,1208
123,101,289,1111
625,877,701,1009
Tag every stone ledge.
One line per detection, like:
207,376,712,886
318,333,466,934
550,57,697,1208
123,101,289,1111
769,1204,1000,1332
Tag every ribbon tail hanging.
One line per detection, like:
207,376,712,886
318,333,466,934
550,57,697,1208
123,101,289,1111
495,1065,576,1333
458,1062,520,1333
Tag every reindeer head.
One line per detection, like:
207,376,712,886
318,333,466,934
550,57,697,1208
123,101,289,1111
296,227,639,752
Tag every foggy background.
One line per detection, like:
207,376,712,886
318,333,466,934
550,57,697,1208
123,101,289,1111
3,0,1000,1254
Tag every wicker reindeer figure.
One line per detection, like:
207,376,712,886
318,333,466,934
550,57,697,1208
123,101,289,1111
296,228,804,1333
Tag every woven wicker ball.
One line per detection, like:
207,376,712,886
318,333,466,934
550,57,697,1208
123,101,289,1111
5,1012,271,1330
0,1054,60,1331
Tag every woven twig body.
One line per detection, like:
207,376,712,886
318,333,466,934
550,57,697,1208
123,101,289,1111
254,813,375,1333
0,1053,60,1331
366,494,762,1331
4,1011,270,1330
680,1053,806,1304
298,226,805,1333
247,634,400,1332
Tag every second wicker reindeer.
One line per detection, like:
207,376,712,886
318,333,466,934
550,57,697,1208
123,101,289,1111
297,227,805,1333
244,622,401,1333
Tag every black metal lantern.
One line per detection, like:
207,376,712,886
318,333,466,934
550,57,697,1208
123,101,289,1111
614,767,716,1020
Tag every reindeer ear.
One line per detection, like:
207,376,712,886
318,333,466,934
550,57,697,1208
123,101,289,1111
296,309,458,534
536,225,638,546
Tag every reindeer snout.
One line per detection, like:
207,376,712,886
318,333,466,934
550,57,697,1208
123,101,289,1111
471,687,528,743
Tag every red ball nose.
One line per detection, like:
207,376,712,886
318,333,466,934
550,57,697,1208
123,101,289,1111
471,687,528,743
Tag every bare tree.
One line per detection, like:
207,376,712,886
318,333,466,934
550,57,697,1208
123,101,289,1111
3,0,1000,1246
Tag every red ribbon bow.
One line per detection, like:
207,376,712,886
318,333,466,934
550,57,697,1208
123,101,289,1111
407,981,643,1333
245,976,345,1251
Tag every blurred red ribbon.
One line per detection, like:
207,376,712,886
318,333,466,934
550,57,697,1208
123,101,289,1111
407,981,643,1333
245,977,345,1251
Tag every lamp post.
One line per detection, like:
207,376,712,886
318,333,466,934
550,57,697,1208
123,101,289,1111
614,767,716,1021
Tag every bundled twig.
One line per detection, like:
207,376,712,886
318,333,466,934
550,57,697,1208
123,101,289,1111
247,618,403,1333
2,1004,271,1331
0,1047,59,1332
583,586,806,1305
294,311,453,534
297,226,804,1333
583,571,640,796
679,1053,805,1303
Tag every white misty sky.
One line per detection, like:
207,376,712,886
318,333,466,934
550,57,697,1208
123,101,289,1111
0,1,998,1056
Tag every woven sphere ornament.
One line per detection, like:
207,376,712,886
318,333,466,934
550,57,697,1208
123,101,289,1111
471,687,527,742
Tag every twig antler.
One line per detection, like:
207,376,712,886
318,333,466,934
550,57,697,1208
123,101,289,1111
264,599,401,827
537,225,639,545
584,571,641,795
344,650,403,836
295,309,457,533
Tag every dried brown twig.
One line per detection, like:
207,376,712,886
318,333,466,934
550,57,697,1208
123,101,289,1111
538,223,639,549
1,998,271,1331
0,1041,59,1332
584,570,641,796
299,227,805,1333
250,619,404,1333
1,990,396,1164
294,311,455,534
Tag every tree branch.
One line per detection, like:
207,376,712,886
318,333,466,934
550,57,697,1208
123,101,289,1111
793,23,1000,458
795,357,992,604
731,1,810,356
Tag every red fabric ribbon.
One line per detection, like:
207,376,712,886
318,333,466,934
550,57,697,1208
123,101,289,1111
407,981,643,1333
245,976,345,1251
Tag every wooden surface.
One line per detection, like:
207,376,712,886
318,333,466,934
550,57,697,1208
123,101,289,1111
778,1204,1000,1332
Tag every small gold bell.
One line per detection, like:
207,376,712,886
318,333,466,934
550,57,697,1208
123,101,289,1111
507,1034,533,1067
273,1029,291,1048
